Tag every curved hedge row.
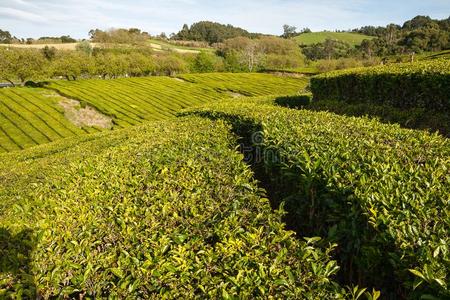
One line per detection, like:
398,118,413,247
310,59,450,112
0,117,344,299
184,99,450,299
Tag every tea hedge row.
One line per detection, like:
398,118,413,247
0,73,308,152
0,117,346,299
270,93,450,137
184,99,450,299
0,88,93,152
47,73,307,128
310,59,450,112
177,73,308,96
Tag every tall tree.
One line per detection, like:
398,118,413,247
282,25,297,38
0,29,12,43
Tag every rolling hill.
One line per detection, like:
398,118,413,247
0,73,308,152
293,31,374,46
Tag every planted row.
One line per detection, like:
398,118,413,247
184,99,450,299
0,117,345,299
310,59,450,112
0,88,88,151
47,73,308,128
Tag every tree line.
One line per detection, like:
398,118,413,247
0,34,304,85
172,21,262,44
301,16,450,61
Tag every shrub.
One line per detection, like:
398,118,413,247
0,117,344,298
184,99,450,299
310,59,450,112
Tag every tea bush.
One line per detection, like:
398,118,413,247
310,59,450,112
184,99,450,299
0,117,345,299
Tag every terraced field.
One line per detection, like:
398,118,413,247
0,88,92,153
48,73,308,128
0,73,308,152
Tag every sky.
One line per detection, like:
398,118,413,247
0,0,449,39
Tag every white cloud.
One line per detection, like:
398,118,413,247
0,6,48,23
0,0,448,38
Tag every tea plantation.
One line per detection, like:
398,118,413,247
0,66,448,299
48,73,308,128
184,98,449,299
0,88,91,152
0,116,346,299
0,73,308,151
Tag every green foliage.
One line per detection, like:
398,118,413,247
0,117,344,298
190,51,222,73
48,73,308,129
173,21,258,44
0,29,12,44
0,88,86,152
89,28,149,44
353,16,450,56
51,51,93,80
294,32,374,47
0,48,48,84
75,41,93,56
219,36,305,71
305,100,450,137
310,59,450,112
184,98,450,299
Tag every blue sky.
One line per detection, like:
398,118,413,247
1,0,449,39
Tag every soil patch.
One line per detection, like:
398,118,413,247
59,98,113,129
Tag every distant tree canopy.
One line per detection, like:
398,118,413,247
301,39,356,60
218,36,304,71
282,25,297,39
353,15,450,55
0,29,12,44
37,35,77,43
89,28,149,44
173,21,259,44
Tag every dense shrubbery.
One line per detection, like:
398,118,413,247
354,16,450,57
0,117,345,298
307,100,450,137
0,38,305,84
310,59,450,112
218,36,305,72
184,99,450,299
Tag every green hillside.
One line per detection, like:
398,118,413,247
293,32,374,46
0,73,308,152
47,73,308,128
0,88,94,152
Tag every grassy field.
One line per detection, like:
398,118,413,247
293,32,374,46
0,73,308,152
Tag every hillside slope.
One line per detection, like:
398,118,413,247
0,73,308,152
293,32,373,46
